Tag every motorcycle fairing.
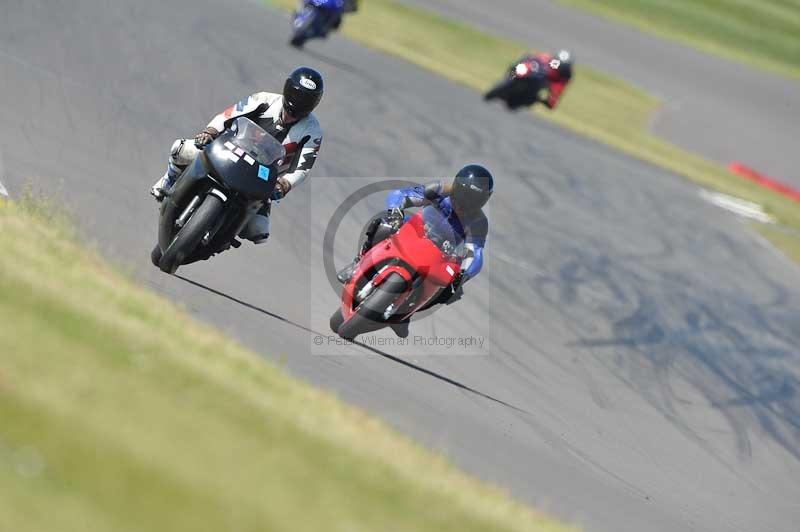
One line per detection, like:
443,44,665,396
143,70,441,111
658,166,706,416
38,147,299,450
340,212,461,324
158,118,283,259
307,0,345,10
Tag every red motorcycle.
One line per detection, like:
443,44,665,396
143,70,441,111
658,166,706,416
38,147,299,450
330,206,465,340
484,59,547,110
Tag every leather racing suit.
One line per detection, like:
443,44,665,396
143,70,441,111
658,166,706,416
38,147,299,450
156,91,323,243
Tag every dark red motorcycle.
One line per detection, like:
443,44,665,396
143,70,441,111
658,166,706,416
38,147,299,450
484,59,547,110
330,206,465,340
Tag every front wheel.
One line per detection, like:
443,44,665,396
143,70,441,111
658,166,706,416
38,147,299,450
338,273,407,340
484,79,512,101
329,308,345,334
159,195,224,274
150,243,162,268
483,87,500,101
290,8,317,47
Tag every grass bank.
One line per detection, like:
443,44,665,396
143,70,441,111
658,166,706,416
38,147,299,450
0,198,573,532
557,0,800,80
271,0,800,260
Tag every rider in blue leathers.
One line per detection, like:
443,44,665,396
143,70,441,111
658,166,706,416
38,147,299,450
291,0,358,46
338,165,493,310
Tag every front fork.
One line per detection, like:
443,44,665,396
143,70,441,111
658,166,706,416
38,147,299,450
175,195,202,229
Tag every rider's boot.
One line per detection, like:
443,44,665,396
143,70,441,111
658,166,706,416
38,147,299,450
151,139,198,201
150,167,179,201
338,217,385,284
337,258,358,284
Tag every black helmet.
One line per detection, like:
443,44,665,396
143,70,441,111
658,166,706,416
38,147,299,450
451,164,494,212
283,67,324,119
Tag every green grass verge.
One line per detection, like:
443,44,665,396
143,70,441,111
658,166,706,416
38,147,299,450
0,198,574,532
271,0,800,260
755,224,800,265
557,0,800,81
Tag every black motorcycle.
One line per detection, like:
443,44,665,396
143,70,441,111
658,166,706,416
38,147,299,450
484,59,548,110
152,117,285,274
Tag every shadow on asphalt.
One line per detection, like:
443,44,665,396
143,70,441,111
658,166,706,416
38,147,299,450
175,274,532,415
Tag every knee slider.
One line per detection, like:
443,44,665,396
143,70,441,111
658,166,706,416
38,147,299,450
169,138,199,166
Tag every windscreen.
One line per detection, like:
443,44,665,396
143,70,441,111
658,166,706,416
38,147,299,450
421,205,466,258
229,117,285,166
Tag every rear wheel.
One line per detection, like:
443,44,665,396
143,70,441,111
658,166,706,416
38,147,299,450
159,195,224,274
338,273,407,340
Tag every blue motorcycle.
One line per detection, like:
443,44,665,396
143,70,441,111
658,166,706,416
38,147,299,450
290,0,349,48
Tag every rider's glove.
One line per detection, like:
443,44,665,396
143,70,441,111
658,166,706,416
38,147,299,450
452,271,469,291
443,271,467,305
194,127,219,148
386,207,404,230
271,176,292,201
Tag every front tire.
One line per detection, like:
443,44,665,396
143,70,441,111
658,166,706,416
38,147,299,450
484,79,512,102
290,8,316,47
290,33,307,48
329,308,345,334
159,195,224,274
150,244,162,268
338,273,407,340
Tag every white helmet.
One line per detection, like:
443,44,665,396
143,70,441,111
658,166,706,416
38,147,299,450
553,49,573,77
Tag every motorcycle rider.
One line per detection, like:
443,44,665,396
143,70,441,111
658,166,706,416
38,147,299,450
151,67,324,244
292,0,358,45
514,49,573,109
337,165,493,332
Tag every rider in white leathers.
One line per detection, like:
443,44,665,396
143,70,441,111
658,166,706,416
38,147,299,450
151,67,324,244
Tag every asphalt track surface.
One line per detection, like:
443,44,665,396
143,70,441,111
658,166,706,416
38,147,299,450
2,1,800,531
400,0,800,188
